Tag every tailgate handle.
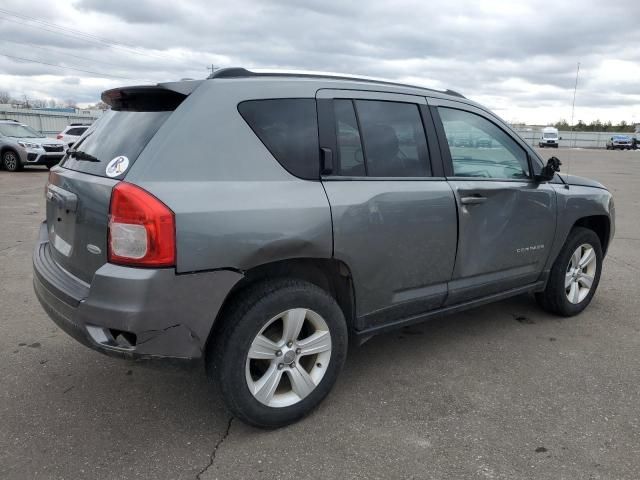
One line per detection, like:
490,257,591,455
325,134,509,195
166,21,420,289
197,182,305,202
460,195,487,205
46,185,78,213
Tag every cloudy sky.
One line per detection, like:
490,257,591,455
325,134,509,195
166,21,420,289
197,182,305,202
0,0,639,124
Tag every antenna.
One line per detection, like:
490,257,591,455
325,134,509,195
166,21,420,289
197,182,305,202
566,62,581,188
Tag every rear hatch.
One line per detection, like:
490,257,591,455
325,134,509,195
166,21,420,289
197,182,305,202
45,83,196,283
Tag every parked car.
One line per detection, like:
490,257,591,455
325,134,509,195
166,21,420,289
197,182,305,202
453,136,474,147
0,120,67,171
606,135,633,150
475,136,492,148
56,124,90,148
33,68,615,428
632,135,639,150
538,126,560,148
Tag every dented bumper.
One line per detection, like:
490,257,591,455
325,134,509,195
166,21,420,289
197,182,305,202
33,222,243,361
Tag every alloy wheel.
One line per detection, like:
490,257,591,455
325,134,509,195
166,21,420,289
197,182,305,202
4,152,18,171
245,308,332,408
565,243,597,304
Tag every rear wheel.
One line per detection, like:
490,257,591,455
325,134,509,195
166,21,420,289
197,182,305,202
536,227,602,316
208,279,348,428
2,150,22,171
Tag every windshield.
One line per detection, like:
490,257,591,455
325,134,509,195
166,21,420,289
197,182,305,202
0,123,43,138
613,136,630,141
61,109,172,177
543,132,557,138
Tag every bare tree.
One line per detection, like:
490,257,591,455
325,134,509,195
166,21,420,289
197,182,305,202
31,99,48,108
64,99,78,109
0,90,10,104
87,101,109,110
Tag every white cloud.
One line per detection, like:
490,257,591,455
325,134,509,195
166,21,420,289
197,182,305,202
0,0,638,123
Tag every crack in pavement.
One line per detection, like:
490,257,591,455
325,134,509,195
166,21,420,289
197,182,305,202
609,254,640,273
195,417,234,480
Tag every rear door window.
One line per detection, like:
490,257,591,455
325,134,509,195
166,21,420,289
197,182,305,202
333,99,431,177
67,127,88,136
355,100,431,177
61,110,172,177
238,99,319,180
334,99,365,176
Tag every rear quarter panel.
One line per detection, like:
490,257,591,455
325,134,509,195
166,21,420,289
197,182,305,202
124,80,333,273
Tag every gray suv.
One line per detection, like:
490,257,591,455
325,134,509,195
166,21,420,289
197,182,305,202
33,68,615,428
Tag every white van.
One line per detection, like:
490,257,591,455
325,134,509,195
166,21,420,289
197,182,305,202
539,126,560,148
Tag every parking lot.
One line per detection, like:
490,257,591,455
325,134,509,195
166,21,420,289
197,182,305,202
1,148,639,479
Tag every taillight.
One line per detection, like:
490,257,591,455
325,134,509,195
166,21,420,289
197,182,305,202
108,182,175,267
56,134,63,139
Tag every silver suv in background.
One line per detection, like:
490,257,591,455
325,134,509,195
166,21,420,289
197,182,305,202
0,120,67,171
33,68,615,428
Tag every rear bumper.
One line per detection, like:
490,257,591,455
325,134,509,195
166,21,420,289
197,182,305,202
33,222,243,361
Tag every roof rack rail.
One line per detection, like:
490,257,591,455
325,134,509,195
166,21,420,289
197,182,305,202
69,123,91,126
208,67,466,99
0,118,21,122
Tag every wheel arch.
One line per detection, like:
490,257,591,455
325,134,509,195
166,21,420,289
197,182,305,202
205,257,357,352
573,215,611,255
1,146,20,159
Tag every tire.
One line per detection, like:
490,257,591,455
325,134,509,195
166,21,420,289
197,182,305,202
2,150,22,172
536,227,603,316
207,278,348,428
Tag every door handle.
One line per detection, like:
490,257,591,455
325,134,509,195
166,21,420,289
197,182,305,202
460,195,487,205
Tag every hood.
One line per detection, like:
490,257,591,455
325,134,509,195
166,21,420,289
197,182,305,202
15,137,66,146
559,174,606,190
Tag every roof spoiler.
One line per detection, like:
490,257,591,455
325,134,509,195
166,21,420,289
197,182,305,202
101,80,203,111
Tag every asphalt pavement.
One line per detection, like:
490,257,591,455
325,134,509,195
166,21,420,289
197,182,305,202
1,148,639,479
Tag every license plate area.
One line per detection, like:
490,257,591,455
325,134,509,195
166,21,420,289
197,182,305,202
46,184,78,257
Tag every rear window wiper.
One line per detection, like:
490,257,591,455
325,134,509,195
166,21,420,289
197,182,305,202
67,149,100,162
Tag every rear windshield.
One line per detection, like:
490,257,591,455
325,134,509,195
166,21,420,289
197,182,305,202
61,110,171,177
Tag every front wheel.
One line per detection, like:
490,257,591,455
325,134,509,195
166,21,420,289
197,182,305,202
208,279,348,428
2,150,22,171
536,227,603,316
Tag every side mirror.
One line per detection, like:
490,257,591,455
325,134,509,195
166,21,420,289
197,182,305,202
559,136,563,140
535,156,561,182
